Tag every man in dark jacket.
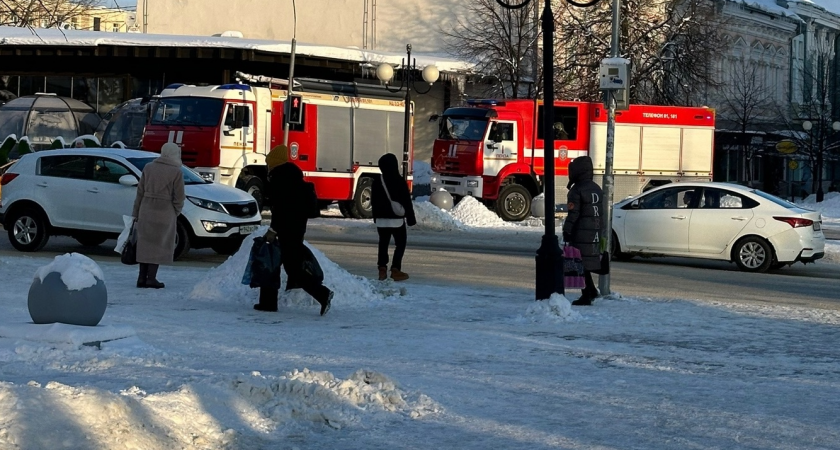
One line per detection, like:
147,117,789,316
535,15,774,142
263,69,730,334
257,149,333,315
562,156,604,306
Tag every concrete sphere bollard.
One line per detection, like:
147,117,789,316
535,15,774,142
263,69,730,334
28,253,107,327
531,196,546,218
430,189,454,211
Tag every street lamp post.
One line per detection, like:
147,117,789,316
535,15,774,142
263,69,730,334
376,45,439,181
494,0,602,300
282,0,298,148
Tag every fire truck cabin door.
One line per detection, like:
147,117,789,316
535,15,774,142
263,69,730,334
221,103,254,153
484,121,518,176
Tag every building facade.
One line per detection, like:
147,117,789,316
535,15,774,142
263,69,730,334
135,0,467,54
712,0,840,197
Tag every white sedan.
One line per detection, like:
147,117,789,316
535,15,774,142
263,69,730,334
611,182,825,272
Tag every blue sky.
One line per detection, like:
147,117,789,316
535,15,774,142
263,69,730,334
106,0,136,9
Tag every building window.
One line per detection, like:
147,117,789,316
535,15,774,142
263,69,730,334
112,23,121,32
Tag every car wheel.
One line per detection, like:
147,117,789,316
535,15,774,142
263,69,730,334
733,236,773,273
8,207,50,252
237,175,265,211
75,235,108,247
338,201,353,218
610,231,632,261
495,184,531,222
211,238,244,255
348,177,373,219
174,220,191,261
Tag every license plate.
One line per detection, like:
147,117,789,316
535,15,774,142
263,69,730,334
813,222,821,231
239,225,259,235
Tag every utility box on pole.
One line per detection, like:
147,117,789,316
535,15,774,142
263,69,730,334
599,57,630,111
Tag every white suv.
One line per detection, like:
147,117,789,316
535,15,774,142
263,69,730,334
0,148,261,259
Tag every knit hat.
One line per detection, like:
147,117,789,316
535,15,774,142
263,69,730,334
266,145,289,171
160,142,182,162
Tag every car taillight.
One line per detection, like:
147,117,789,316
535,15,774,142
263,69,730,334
773,216,814,228
0,173,18,186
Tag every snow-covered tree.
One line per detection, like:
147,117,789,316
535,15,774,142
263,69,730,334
441,0,544,99
715,57,776,183
555,0,726,105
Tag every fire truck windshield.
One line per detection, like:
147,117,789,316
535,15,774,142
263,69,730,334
151,97,224,127
439,116,488,141
126,157,210,185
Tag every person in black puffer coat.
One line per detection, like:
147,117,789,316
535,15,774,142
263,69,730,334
562,156,604,306
257,147,333,315
371,153,417,281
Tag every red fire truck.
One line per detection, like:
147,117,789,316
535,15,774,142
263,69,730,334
430,99,716,221
128,75,411,218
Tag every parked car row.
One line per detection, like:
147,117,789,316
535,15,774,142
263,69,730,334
0,150,828,273
0,148,261,260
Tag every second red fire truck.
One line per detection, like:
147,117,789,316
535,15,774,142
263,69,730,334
430,99,716,221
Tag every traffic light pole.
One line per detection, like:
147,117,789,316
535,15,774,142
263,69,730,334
283,37,297,148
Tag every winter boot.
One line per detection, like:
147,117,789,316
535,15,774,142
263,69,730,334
391,268,409,282
254,288,279,312
378,266,387,281
136,263,148,288
145,264,165,289
572,292,594,306
319,290,334,316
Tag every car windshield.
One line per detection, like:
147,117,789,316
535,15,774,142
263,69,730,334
151,97,223,127
750,189,806,209
439,116,488,141
126,157,209,185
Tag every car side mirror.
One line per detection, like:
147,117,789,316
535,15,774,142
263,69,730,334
119,174,139,187
630,199,640,209
429,114,440,122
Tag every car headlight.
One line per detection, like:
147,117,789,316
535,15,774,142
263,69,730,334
201,221,230,232
188,196,227,214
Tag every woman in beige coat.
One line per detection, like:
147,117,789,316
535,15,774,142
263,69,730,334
132,143,185,288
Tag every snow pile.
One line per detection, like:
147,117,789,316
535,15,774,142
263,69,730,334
449,196,509,228
230,368,442,429
412,201,466,232
34,253,104,291
520,294,582,323
189,227,402,308
797,191,840,219
71,134,102,147
412,160,432,186
823,241,840,264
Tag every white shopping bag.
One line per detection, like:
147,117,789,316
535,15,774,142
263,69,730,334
115,215,135,254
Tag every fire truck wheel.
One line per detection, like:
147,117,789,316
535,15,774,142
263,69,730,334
348,177,374,219
495,184,531,222
338,201,353,218
238,176,265,211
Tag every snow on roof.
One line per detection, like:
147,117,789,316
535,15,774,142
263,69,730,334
34,253,104,291
0,26,474,74
729,0,802,19
797,0,840,17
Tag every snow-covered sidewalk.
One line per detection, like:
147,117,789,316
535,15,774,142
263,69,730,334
1,232,839,449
